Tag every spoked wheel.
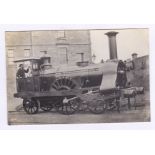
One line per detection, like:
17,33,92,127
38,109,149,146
89,99,107,114
57,97,80,115
23,99,39,114
51,77,79,115
51,77,76,90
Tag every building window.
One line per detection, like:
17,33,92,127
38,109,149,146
24,49,30,57
57,30,66,40
8,50,14,65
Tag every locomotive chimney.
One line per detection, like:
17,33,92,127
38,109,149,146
105,31,119,60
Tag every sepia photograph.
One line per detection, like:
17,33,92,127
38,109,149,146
6,28,150,125
1,1,155,155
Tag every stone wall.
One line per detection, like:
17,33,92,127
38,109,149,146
126,55,149,90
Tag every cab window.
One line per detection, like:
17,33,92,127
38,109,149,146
32,62,39,70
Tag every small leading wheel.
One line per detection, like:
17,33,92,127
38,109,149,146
23,99,39,114
89,99,107,114
57,97,79,115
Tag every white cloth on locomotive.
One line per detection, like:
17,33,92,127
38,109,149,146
99,62,118,91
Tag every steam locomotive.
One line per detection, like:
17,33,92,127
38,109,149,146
14,55,127,114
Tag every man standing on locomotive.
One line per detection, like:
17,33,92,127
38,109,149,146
116,60,127,88
16,64,29,78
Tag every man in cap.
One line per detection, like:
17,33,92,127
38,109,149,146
16,64,29,78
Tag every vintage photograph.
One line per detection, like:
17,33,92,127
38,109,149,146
6,28,150,125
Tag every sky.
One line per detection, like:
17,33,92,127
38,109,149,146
90,29,149,62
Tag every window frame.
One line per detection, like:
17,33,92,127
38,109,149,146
24,49,31,58
7,49,14,65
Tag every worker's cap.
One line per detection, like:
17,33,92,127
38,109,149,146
19,64,23,67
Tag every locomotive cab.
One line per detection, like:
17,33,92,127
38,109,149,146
14,58,41,92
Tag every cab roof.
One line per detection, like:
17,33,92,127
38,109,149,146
14,58,40,63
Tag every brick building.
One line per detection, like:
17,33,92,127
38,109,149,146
6,30,92,66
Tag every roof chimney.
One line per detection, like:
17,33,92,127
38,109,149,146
105,31,119,60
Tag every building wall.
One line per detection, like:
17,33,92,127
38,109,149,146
6,30,92,66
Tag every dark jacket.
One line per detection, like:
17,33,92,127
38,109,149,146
116,61,127,88
16,68,29,78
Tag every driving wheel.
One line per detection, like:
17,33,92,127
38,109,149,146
51,77,79,115
57,97,79,115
